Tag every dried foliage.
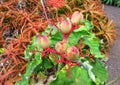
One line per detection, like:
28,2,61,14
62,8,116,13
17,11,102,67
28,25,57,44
0,0,48,84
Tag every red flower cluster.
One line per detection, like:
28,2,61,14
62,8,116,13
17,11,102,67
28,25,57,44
47,0,66,9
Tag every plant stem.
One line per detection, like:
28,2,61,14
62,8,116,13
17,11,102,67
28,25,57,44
57,62,62,72
55,9,59,21
106,76,120,85
40,0,48,20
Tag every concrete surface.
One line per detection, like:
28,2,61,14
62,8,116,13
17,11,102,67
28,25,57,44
104,5,120,85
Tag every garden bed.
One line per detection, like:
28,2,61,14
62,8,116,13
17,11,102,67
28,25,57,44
0,0,118,85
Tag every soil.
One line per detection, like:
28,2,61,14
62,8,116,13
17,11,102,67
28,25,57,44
104,5,120,85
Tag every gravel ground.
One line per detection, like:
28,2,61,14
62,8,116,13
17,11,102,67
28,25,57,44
104,5,120,85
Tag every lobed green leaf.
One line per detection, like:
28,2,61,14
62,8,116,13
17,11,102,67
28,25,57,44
49,31,63,47
90,59,108,84
50,66,94,85
15,52,42,85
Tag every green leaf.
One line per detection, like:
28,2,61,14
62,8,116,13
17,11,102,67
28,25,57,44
24,45,34,60
90,59,108,84
82,61,96,83
50,66,94,85
15,52,42,85
0,48,5,53
49,54,58,65
42,24,58,35
42,26,51,35
82,20,94,30
32,36,38,46
67,30,89,47
68,20,103,58
35,52,42,63
49,31,63,46
50,25,59,35
82,34,104,58
42,57,53,69
24,36,43,60
74,26,87,32
67,20,93,47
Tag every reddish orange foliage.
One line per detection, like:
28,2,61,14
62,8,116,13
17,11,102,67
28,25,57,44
0,0,48,84
47,0,66,9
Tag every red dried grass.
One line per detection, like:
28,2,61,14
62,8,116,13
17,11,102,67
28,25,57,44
0,0,48,84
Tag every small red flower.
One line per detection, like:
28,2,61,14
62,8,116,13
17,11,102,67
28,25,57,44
47,0,66,9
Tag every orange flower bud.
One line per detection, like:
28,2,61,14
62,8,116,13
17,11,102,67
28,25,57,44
60,20,72,34
66,46,79,61
71,11,83,24
55,41,67,53
37,36,50,49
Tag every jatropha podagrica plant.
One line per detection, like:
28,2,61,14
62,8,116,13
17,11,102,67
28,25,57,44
16,11,108,85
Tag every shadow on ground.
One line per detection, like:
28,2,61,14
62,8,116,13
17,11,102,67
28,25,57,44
104,5,120,85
